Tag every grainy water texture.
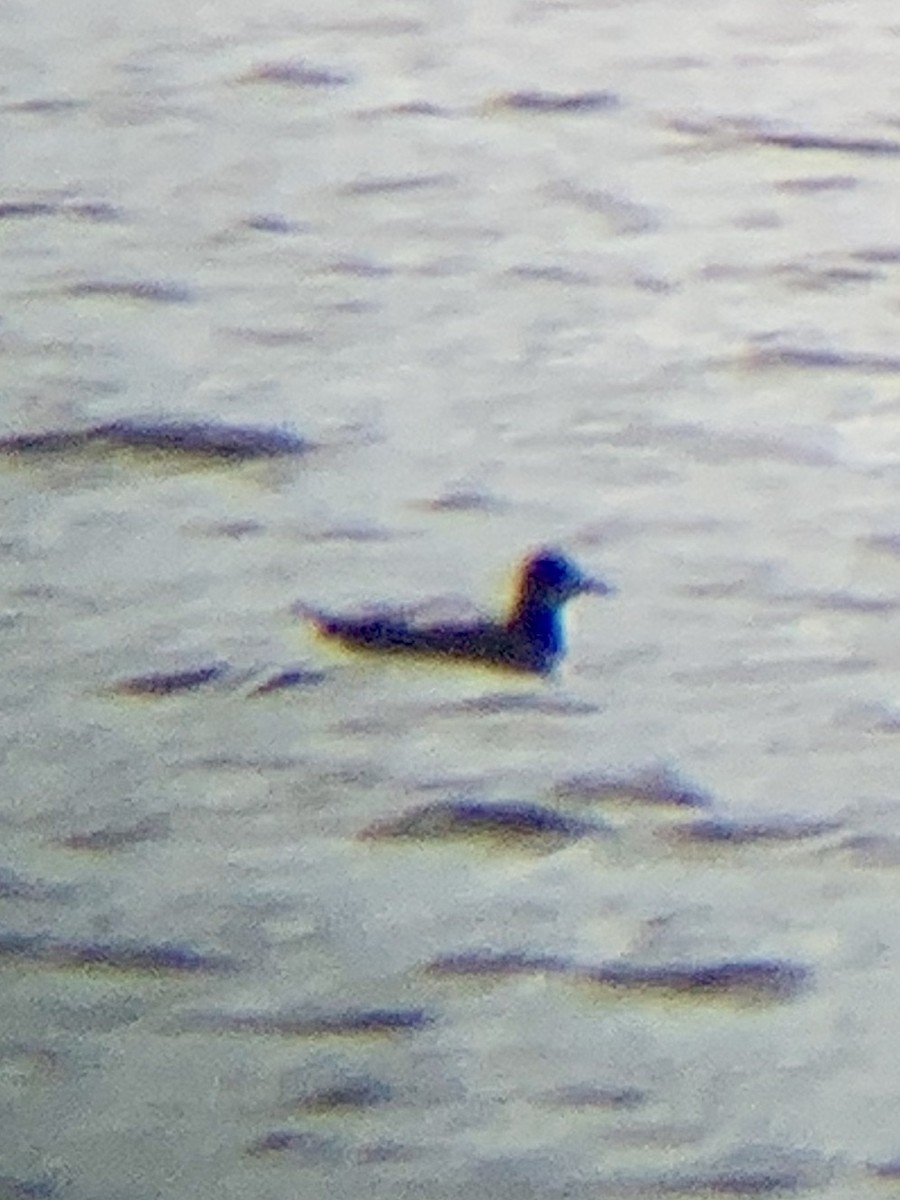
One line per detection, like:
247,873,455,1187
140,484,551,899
3,0,900,1196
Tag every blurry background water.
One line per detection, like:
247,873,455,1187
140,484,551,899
4,0,900,1196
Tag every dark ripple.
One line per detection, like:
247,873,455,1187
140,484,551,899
548,181,659,233
355,1140,420,1164
836,700,900,733
634,419,838,466
359,800,607,846
179,1007,434,1037
249,667,329,696
289,1077,393,1112
0,198,119,221
66,940,234,974
670,116,900,159
870,1159,900,1179
40,995,146,1034
541,1083,647,1110
0,868,72,902
0,201,57,219
66,200,122,222
506,263,596,286
752,130,900,157
679,654,874,685
854,246,900,264
442,693,599,716
628,1164,826,1195
0,1175,57,1200
0,419,311,461
588,1145,833,1195
327,257,393,277
242,59,351,88
824,834,900,868
65,279,193,303
224,325,312,346
774,262,881,290
0,932,233,974
343,173,455,196
555,766,711,809
426,950,568,978
669,817,840,847
492,89,619,113
420,487,504,513
112,663,231,697
580,959,811,1002
184,518,265,539
749,345,900,373
302,522,395,542
245,1129,344,1161
7,97,84,114
776,175,858,192
427,951,811,1002
790,588,900,614
359,101,450,118
241,213,303,233
183,754,315,773
57,815,170,852
865,533,900,557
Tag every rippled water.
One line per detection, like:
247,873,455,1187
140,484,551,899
5,1,900,1197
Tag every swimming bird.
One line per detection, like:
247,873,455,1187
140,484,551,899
301,549,613,675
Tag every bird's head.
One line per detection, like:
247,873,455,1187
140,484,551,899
520,549,614,605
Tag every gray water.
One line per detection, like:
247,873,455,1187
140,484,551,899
4,1,900,1196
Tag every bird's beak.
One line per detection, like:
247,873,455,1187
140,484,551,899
580,575,615,597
